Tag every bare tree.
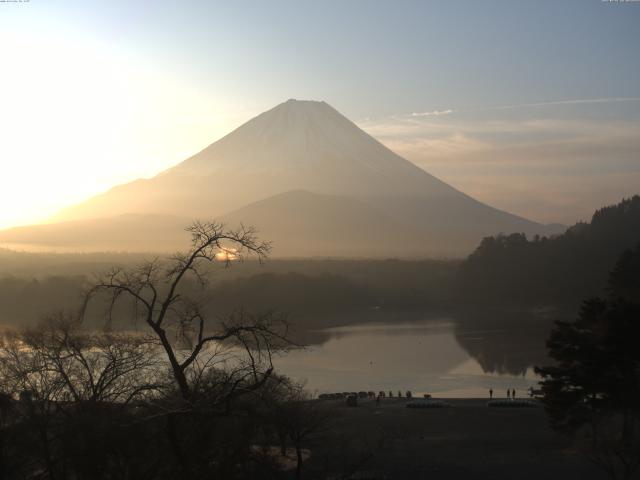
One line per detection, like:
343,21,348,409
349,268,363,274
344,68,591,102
82,221,291,403
1,314,162,405
0,314,163,480
580,414,640,480
270,383,334,480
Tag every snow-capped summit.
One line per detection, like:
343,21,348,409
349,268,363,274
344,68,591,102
171,98,453,198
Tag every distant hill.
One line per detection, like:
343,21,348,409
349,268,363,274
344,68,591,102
1,99,563,257
456,196,640,305
219,190,429,257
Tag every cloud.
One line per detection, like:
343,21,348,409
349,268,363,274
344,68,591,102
381,133,489,159
479,97,640,112
410,109,454,117
444,171,640,225
358,102,640,225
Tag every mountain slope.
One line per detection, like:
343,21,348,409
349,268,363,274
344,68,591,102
53,99,460,222
0,214,191,252
220,190,428,257
0,191,425,256
6,99,563,257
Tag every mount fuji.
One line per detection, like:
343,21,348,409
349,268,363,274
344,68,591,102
0,100,564,257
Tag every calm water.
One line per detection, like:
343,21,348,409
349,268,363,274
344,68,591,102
274,315,549,398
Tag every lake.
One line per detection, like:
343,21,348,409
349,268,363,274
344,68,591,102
274,312,554,398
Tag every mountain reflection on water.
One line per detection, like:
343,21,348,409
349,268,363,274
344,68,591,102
452,308,557,377
275,308,561,398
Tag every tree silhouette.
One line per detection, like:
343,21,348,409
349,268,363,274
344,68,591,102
82,221,290,402
536,245,640,480
457,196,640,305
0,315,162,479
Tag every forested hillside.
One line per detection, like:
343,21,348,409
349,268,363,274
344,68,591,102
0,259,457,329
456,196,640,305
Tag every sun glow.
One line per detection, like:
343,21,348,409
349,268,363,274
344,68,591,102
214,247,239,262
0,27,239,230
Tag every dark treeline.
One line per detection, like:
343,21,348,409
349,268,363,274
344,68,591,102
456,196,640,306
0,275,86,327
0,249,457,284
0,249,149,277
0,259,458,329
534,242,640,480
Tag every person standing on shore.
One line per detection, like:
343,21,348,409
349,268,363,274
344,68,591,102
489,388,493,399
512,388,516,399
507,389,511,400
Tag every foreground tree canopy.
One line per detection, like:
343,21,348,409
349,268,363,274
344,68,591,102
536,243,640,480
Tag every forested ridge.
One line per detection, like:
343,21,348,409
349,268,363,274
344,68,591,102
0,259,457,329
456,196,640,305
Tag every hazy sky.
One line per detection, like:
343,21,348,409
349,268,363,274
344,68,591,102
1,0,639,228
